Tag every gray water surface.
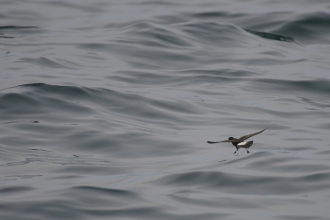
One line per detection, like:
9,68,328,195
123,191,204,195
1,1,330,219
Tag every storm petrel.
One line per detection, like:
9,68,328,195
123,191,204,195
207,128,267,154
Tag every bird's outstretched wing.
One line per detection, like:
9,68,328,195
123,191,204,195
207,139,240,144
238,128,267,141
207,141,221,144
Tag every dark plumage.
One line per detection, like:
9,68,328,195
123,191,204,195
207,128,267,154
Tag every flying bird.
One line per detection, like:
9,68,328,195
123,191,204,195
207,128,267,154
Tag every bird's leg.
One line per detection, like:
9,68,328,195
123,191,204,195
246,149,250,153
233,150,237,154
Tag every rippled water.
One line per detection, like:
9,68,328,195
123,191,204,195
1,1,330,219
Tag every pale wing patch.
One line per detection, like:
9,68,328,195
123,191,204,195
237,142,247,146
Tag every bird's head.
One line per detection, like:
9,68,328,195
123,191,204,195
228,137,235,140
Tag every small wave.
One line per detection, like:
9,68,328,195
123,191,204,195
20,57,73,69
151,170,330,195
248,78,330,96
246,29,296,43
0,26,39,30
0,186,34,194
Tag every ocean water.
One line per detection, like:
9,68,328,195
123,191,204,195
1,0,330,219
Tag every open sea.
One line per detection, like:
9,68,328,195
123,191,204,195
1,0,330,219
